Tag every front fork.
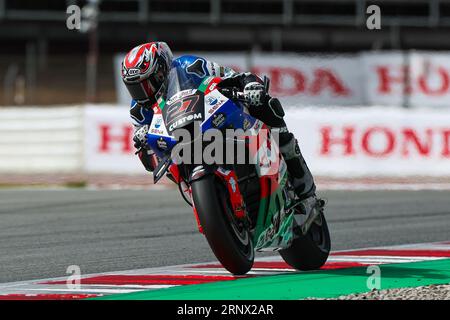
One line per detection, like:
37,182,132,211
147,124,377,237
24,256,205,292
167,164,204,234
213,168,246,219
186,165,248,233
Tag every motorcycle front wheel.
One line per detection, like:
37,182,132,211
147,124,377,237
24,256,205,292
191,175,254,275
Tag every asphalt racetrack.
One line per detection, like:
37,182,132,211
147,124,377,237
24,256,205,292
0,189,449,283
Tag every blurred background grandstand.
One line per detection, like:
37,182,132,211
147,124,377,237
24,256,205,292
1,0,450,106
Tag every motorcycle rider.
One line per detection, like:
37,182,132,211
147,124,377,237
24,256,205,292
121,42,317,207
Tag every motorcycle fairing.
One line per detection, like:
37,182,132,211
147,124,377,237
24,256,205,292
145,72,297,251
248,125,296,251
146,107,178,159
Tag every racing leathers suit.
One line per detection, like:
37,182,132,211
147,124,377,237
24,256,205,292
130,55,316,200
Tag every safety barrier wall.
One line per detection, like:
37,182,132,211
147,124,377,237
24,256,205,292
0,107,84,173
1,105,450,177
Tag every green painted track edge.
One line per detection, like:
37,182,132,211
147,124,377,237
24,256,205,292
90,258,450,300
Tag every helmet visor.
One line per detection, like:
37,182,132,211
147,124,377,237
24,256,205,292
125,68,167,105
125,78,156,105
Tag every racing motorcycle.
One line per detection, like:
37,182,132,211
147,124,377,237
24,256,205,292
144,66,331,275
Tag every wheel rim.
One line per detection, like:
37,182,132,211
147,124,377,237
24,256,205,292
219,184,254,260
225,199,249,245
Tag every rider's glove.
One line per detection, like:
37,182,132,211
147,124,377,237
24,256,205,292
243,82,267,107
133,124,158,172
137,148,157,172
133,124,149,150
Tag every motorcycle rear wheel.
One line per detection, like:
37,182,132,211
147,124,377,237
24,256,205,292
191,175,254,275
279,212,331,270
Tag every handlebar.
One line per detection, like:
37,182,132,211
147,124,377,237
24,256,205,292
219,75,270,102
234,91,246,101
219,87,247,102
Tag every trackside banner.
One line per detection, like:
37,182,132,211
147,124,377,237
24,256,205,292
84,105,450,177
284,107,450,177
115,52,364,106
84,105,142,173
114,51,450,108
363,52,450,108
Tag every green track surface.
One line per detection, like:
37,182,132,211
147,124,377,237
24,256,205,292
92,259,450,300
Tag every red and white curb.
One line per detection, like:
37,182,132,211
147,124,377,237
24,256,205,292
1,241,450,300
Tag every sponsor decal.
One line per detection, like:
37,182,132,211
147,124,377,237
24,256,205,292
229,177,237,193
157,137,168,150
154,117,163,128
202,77,213,87
205,93,226,115
243,118,251,130
126,68,140,76
206,96,218,106
207,101,224,115
208,82,217,92
208,105,219,114
165,95,200,123
150,128,164,135
169,113,203,131
166,89,197,105
212,113,226,128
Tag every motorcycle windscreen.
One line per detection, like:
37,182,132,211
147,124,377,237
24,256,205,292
162,67,205,134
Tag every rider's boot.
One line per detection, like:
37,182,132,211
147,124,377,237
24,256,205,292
278,133,324,228
279,132,316,199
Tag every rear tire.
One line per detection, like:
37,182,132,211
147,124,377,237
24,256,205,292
279,212,331,270
191,175,254,275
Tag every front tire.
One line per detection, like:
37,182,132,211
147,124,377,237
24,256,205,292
279,212,331,270
191,175,254,275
